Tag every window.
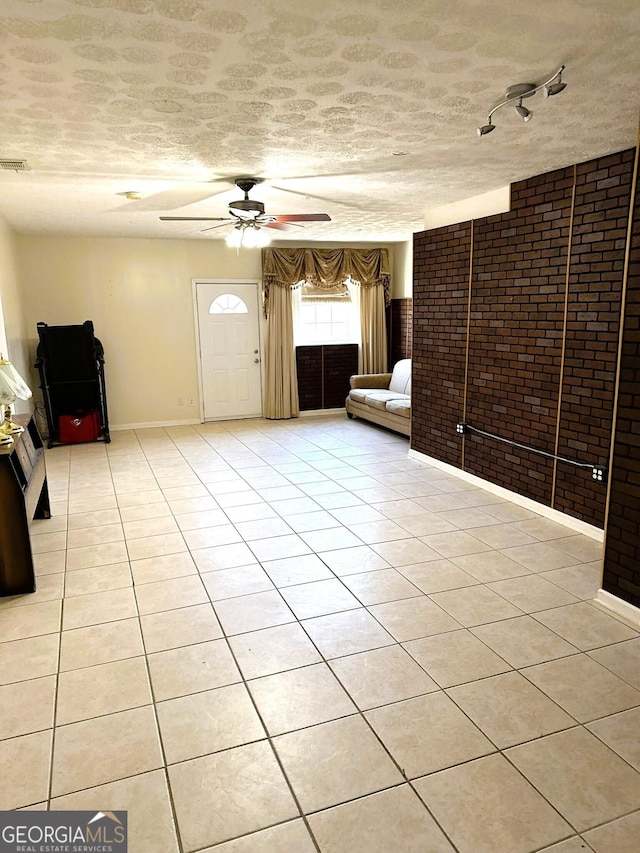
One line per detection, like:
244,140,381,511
295,279,359,345
209,294,248,314
297,301,358,344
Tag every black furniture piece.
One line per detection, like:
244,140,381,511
0,415,50,596
35,320,110,447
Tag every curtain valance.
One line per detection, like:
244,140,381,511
262,247,390,315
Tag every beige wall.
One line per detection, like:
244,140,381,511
0,218,31,415
17,235,263,428
392,240,413,298
16,235,404,428
424,186,511,229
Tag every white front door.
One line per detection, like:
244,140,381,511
195,280,262,420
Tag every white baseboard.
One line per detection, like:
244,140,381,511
408,448,604,542
594,590,640,628
110,418,203,430
110,411,347,429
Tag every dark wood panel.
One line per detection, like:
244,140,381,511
0,416,50,596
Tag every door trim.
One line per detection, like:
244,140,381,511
192,279,263,422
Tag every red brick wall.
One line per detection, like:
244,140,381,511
554,151,634,524
465,165,573,506
412,149,635,529
602,145,640,607
296,344,359,411
296,346,323,411
388,298,412,365
413,223,471,467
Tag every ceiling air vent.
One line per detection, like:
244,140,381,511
0,159,30,171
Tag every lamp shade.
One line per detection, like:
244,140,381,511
225,227,243,248
0,357,32,405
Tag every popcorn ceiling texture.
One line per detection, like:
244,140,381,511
0,0,639,240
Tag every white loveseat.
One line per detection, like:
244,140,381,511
345,358,411,436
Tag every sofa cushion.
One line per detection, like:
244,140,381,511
388,359,411,395
350,373,392,390
386,398,411,418
364,391,409,411
348,387,376,403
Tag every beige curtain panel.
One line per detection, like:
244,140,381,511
263,282,299,420
359,281,388,374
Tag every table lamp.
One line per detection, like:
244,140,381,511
0,355,33,446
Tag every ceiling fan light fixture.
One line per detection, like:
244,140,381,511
241,224,261,248
477,65,565,136
225,221,272,249
253,227,272,247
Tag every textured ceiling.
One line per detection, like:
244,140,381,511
0,0,638,242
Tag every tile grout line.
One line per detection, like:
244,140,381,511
45,447,71,810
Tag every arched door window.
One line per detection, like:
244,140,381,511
209,294,248,314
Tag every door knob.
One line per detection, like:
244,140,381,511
254,358,260,363
254,349,259,354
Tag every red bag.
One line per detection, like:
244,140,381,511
58,410,101,443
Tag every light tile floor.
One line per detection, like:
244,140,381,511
2,415,640,852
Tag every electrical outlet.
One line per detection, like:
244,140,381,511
178,397,184,407
188,397,195,407
591,465,607,484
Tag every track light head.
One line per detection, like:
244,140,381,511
514,101,533,121
544,81,567,97
477,120,496,137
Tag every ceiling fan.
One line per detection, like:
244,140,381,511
159,177,331,246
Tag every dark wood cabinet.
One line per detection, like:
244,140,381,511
0,415,50,596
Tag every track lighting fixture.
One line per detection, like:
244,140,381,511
477,65,566,136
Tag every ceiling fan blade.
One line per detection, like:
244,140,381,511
272,170,371,181
263,221,300,231
273,214,331,223
159,216,233,221
115,178,238,212
201,223,234,233
270,185,364,211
